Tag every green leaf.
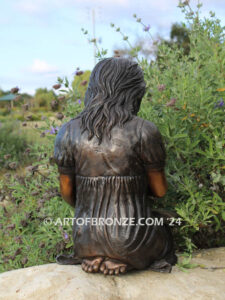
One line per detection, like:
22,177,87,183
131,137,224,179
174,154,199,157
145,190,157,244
222,211,225,221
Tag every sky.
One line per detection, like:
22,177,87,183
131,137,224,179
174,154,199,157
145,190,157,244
0,0,224,95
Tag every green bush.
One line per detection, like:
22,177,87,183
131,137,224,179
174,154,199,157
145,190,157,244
31,107,48,113
137,5,225,250
0,134,74,272
0,115,8,122
0,108,10,116
0,147,73,272
34,88,57,110
0,122,30,169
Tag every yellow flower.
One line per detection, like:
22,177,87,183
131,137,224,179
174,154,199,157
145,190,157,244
182,116,187,121
190,113,195,117
217,88,225,92
182,103,187,110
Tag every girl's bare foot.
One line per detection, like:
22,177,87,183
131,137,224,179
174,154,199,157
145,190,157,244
81,257,104,273
100,258,128,275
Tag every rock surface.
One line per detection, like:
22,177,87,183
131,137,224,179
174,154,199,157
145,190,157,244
0,247,225,300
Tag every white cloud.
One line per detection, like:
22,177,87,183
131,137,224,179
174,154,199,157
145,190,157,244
15,0,129,15
16,0,44,14
30,59,58,74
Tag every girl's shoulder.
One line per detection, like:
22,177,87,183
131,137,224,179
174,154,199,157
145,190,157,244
133,116,159,136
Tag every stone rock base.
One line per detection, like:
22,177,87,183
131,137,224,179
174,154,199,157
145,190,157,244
0,247,225,300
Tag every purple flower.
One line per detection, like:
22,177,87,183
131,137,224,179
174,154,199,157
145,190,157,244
78,99,81,105
50,127,56,134
215,98,224,108
143,25,150,32
218,100,224,107
45,126,59,135
157,84,166,92
63,232,69,240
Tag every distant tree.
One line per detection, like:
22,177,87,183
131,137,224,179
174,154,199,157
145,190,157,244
155,23,191,70
0,88,11,108
166,23,190,55
21,93,32,101
0,88,9,97
34,88,57,109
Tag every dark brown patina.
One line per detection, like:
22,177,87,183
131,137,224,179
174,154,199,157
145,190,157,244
54,57,177,275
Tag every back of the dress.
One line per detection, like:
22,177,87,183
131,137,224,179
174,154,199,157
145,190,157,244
54,115,171,269
54,115,166,177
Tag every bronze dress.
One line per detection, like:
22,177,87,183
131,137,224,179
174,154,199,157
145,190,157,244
54,115,175,270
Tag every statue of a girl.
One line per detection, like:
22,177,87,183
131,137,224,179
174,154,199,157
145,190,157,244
54,57,177,275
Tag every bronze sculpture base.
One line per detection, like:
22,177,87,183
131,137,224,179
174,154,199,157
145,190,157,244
56,252,176,275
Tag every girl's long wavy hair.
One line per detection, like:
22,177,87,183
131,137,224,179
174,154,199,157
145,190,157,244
78,57,146,143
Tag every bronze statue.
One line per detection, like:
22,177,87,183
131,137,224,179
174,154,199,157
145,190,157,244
54,57,177,275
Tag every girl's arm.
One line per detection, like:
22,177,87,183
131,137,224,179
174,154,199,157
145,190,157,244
59,173,76,207
147,170,168,198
